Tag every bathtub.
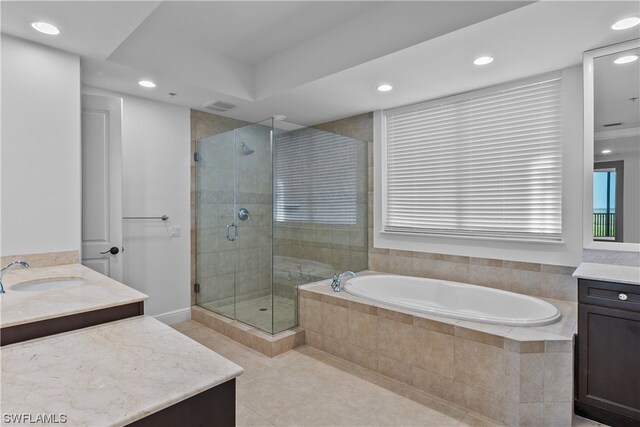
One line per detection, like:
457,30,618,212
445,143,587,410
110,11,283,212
343,274,561,326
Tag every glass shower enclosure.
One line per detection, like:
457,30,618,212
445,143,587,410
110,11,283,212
195,118,367,334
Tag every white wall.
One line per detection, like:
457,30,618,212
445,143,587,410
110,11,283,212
373,66,584,267
83,86,191,322
1,35,81,256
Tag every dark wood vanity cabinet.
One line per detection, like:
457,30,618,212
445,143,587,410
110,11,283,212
575,279,640,427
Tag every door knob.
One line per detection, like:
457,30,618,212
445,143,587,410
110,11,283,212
100,247,120,255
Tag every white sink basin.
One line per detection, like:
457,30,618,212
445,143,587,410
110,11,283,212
11,278,86,292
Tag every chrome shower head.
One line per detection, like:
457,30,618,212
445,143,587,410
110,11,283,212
240,141,255,155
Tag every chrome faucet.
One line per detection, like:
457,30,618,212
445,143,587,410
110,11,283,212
330,271,356,292
0,260,30,294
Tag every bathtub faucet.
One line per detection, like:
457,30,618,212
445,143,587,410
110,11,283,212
0,260,30,294
330,271,356,292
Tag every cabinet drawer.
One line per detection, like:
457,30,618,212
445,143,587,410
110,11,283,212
579,279,640,311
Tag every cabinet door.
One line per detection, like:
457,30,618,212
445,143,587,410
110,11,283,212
578,303,640,420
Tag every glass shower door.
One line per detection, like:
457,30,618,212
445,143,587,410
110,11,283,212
195,130,237,319
232,121,274,332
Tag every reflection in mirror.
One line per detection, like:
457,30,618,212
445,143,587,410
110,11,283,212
593,47,640,243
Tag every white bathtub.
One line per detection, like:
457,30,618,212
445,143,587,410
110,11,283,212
343,275,561,326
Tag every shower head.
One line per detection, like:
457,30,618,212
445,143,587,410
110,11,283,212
240,141,255,155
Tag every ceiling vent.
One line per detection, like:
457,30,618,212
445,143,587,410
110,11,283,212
202,100,236,112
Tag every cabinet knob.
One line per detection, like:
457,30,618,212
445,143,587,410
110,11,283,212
618,293,628,301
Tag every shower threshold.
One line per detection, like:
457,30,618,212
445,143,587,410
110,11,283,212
191,305,304,357
199,295,296,334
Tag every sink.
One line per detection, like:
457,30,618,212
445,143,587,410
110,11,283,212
11,278,86,292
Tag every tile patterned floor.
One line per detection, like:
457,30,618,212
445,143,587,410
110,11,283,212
172,320,607,427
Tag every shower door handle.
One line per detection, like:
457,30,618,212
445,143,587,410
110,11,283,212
226,223,238,241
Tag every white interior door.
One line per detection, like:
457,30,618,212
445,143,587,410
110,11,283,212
81,94,124,281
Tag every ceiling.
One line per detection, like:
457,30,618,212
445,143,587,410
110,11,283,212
594,47,640,159
2,1,639,126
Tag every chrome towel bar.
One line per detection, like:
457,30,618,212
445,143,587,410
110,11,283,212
123,215,169,221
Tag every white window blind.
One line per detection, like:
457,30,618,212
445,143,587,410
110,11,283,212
275,128,357,225
383,72,563,242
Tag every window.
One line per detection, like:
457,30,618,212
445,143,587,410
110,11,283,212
593,161,624,241
382,72,563,242
274,128,358,225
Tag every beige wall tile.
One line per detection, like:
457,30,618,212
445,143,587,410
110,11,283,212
378,307,413,324
305,329,323,349
504,339,545,354
454,381,504,422
413,316,455,335
378,354,413,384
304,298,323,333
413,327,455,379
544,353,573,403
543,403,573,426
348,309,378,352
545,340,572,353
440,261,469,283
348,300,378,315
322,335,348,359
455,326,505,348
442,255,469,264
540,273,577,302
503,261,541,272
519,354,545,403
378,318,413,364
454,337,505,396
411,366,454,401
345,343,378,371
321,302,348,341
503,268,542,297
468,265,504,289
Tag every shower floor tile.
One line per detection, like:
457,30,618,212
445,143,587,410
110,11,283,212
172,320,608,427
199,295,296,333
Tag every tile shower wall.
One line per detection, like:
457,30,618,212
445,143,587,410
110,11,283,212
312,113,577,302
190,110,251,305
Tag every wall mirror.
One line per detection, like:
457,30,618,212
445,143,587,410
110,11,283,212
583,38,640,250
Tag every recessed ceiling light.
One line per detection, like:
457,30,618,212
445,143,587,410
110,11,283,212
614,55,638,65
611,17,640,30
473,56,494,66
377,84,393,92
138,80,156,88
601,149,612,154
31,22,60,35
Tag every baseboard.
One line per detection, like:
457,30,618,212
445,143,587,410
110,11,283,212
154,308,191,325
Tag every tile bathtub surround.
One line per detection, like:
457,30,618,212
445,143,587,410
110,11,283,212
298,281,576,426
192,306,304,357
174,319,603,427
0,250,78,268
370,251,578,302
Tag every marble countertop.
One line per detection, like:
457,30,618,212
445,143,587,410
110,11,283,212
0,316,243,426
1,264,148,328
573,262,640,286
